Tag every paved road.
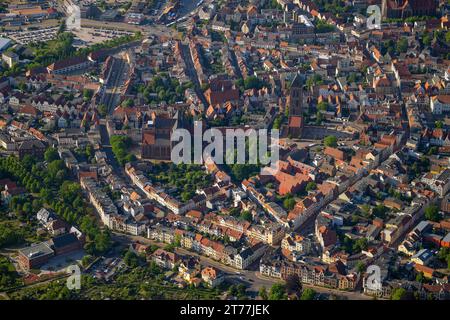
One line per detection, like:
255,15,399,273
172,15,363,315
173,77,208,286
179,43,208,106
228,48,243,79
100,55,128,112
81,19,179,39
83,1,375,300
111,232,273,297
176,0,214,28
81,19,148,33
99,124,124,176
111,232,371,299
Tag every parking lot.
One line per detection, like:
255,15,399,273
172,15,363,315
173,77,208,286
39,249,85,274
89,256,126,281
73,27,135,47
0,25,136,47
1,27,59,45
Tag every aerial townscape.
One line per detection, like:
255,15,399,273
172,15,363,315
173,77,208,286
0,0,448,302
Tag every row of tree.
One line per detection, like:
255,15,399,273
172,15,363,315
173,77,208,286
0,152,111,256
147,163,212,202
110,135,136,166
259,275,317,300
136,74,193,105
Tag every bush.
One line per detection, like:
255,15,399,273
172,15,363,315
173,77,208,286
424,205,440,222
268,283,287,300
324,136,337,147
300,288,316,300
391,288,407,300
283,197,296,211
306,182,317,192
110,135,135,166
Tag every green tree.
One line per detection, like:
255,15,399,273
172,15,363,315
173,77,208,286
230,164,259,181
123,98,134,107
0,223,24,248
306,74,323,89
98,104,108,117
356,261,366,273
353,238,368,252
228,207,240,217
315,111,324,124
391,288,407,300
305,182,317,192
422,32,432,46
300,288,316,300
347,73,359,83
18,82,27,92
427,146,439,155
174,234,181,247
372,205,388,219
83,89,93,101
317,101,328,111
324,135,338,147
315,20,335,33
93,231,112,255
437,247,449,261
272,115,283,129
244,76,265,90
283,197,296,211
110,135,135,166
181,190,194,202
396,38,408,53
81,255,93,268
435,120,443,129
124,250,140,268
236,284,247,298
22,203,32,215
424,205,440,222
259,286,268,300
268,283,287,300
0,257,21,290
240,210,253,222
415,272,424,283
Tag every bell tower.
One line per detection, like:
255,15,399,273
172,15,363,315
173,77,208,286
286,73,304,139
288,73,304,116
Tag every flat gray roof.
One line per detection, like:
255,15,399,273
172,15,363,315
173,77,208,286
443,233,450,243
19,242,54,259
0,38,11,51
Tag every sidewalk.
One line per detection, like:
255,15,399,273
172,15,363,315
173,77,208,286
254,271,372,300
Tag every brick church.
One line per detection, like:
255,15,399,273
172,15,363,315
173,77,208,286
285,73,304,139
141,112,182,161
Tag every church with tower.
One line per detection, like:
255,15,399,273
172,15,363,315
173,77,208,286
285,73,304,139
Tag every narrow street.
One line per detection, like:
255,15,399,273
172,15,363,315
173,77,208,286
111,232,277,297
100,55,128,112
99,124,123,175
179,43,208,106
111,232,371,300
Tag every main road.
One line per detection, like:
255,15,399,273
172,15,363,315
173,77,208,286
100,55,129,112
179,43,208,106
90,1,373,300
111,232,371,300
